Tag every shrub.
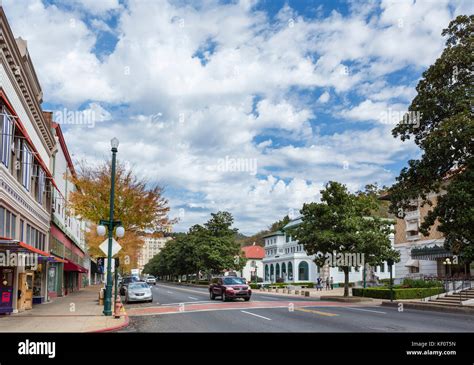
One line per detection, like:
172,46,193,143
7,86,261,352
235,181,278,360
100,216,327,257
352,287,444,300
401,278,443,288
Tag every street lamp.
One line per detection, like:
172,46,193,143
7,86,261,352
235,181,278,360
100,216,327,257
443,258,452,293
387,259,394,302
100,137,125,316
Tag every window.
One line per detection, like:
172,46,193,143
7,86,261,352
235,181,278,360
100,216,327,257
5,211,10,238
20,219,24,241
37,168,45,204
11,214,16,240
380,263,385,273
0,110,13,168
264,265,269,281
0,207,4,237
26,225,30,243
298,261,309,281
288,262,293,280
22,143,32,191
276,263,280,279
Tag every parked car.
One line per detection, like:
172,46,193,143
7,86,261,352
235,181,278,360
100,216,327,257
124,282,153,303
119,276,140,295
146,276,156,285
209,276,251,301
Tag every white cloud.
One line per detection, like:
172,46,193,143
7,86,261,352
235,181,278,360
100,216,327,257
2,0,462,233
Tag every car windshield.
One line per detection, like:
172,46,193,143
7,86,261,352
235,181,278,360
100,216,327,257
129,283,149,289
223,277,246,285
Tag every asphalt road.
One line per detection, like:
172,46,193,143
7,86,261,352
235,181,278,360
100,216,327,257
121,282,474,332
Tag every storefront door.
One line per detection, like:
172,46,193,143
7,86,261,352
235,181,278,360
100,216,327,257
0,268,14,314
18,272,33,311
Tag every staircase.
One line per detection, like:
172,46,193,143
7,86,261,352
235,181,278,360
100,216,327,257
429,288,474,306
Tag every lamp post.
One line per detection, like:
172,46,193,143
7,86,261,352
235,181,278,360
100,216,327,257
443,258,451,293
387,259,394,302
97,137,125,316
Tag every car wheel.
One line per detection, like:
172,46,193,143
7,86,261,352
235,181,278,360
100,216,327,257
210,291,215,300
244,297,250,302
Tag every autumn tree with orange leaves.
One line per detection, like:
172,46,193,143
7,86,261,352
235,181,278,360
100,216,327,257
68,160,174,272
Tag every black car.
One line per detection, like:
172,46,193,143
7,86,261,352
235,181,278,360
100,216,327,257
119,276,141,295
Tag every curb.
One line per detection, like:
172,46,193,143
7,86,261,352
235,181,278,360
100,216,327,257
89,314,130,333
382,301,474,315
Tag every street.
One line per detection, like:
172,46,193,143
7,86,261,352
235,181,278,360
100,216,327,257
122,283,474,332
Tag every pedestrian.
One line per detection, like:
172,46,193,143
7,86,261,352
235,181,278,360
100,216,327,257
316,277,322,291
325,277,330,290
330,276,334,290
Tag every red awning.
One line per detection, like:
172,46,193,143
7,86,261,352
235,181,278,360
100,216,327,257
50,255,67,263
64,259,88,273
0,237,50,257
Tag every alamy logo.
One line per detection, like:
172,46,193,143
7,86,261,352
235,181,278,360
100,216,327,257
18,340,56,358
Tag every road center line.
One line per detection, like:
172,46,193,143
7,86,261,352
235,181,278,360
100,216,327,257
188,296,198,300
240,310,272,321
295,308,339,317
344,307,387,314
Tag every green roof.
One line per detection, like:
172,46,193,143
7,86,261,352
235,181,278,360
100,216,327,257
262,230,284,238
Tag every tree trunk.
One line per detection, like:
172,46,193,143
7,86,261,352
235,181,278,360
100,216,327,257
343,267,349,297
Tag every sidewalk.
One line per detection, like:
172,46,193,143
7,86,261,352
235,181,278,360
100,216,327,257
0,285,128,332
256,287,382,304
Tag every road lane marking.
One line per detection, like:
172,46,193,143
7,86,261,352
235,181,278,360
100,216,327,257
159,301,216,306
156,284,209,296
343,307,386,314
188,296,198,300
167,291,172,294
241,310,272,321
295,308,339,317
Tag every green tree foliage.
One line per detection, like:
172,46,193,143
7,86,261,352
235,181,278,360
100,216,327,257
294,182,399,296
389,15,473,261
144,212,245,280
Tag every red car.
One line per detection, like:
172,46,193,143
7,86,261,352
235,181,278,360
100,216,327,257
209,276,252,301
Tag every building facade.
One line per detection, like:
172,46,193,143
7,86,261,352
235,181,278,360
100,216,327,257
48,120,88,298
262,218,394,285
0,7,88,314
137,235,172,273
393,192,471,280
0,7,56,313
239,243,264,282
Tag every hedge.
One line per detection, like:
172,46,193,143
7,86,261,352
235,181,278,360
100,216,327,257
352,287,444,300
267,282,315,288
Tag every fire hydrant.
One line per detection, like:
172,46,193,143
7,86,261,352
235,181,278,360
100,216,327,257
114,297,122,318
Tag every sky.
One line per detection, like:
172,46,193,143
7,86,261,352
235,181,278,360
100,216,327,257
2,0,471,235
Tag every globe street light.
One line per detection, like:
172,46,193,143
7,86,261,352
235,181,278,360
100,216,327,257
100,137,123,316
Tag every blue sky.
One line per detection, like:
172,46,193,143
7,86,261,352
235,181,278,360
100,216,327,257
3,0,471,234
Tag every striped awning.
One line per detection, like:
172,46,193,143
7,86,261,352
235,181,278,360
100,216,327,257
411,245,451,260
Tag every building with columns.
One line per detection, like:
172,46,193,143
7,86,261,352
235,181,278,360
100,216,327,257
262,217,395,285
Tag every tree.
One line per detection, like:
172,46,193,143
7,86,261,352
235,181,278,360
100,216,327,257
144,211,245,280
389,15,473,261
293,182,399,296
68,160,174,270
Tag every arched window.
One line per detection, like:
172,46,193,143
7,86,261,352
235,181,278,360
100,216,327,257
298,261,309,281
265,265,269,281
276,263,280,279
270,264,274,282
288,262,293,281
281,262,286,277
